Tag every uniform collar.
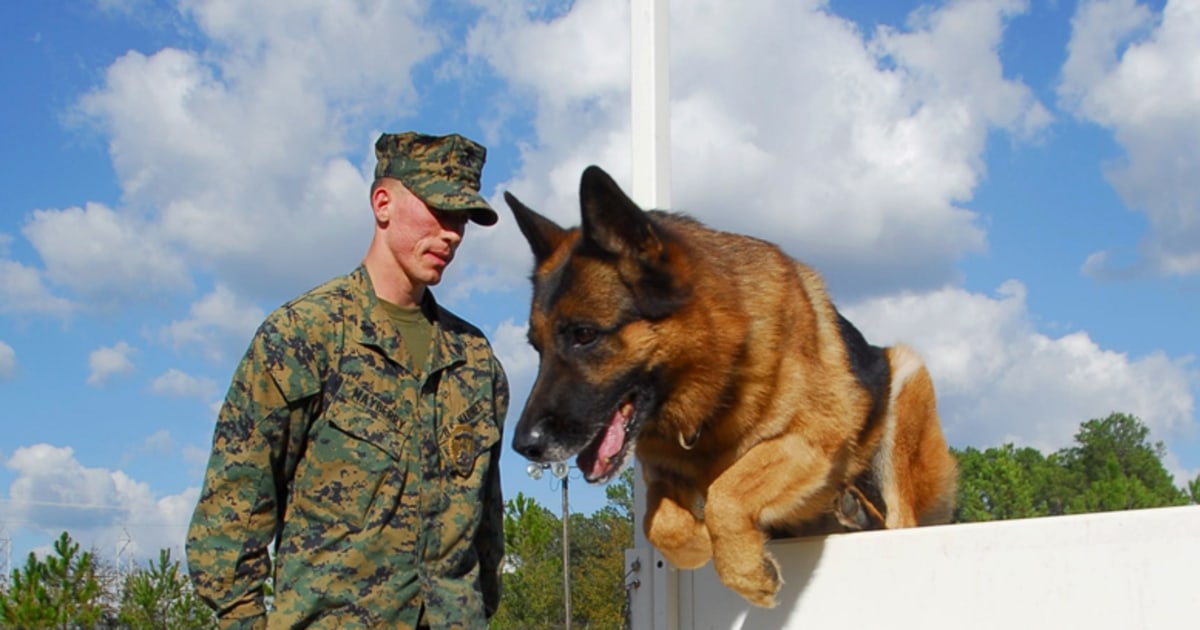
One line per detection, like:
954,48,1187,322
350,265,466,373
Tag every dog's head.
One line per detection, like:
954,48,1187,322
504,165,691,483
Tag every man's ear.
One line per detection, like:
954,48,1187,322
371,182,392,224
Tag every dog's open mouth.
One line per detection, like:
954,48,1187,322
576,395,641,483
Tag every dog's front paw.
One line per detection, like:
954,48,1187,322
718,552,782,608
657,531,713,570
646,502,713,569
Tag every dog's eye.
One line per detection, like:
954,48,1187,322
570,326,600,347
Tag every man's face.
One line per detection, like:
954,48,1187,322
382,181,469,289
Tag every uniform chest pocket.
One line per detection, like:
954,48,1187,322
292,391,411,530
324,407,408,461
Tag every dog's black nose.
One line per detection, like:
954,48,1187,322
512,425,548,461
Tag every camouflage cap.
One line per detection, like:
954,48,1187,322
374,131,498,226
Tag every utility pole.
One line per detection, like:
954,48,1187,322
561,471,571,630
527,461,572,629
117,528,134,583
0,526,10,588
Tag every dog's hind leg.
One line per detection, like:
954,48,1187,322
644,475,712,569
705,433,835,608
878,345,958,528
834,483,887,531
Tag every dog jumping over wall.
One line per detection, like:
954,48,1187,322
505,165,958,607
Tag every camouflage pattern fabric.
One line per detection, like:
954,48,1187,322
374,131,498,226
187,265,508,629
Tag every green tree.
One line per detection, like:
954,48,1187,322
603,468,635,519
1057,412,1189,513
494,469,637,629
954,444,1060,522
1,552,58,628
569,469,635,629
44,532,107,628
492,492,565,628
117,548,217,629
0,531,109,629
955,413,1191,522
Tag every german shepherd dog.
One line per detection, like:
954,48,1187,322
504,166,958,607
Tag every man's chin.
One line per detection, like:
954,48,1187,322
420,258,450,285
413,262,444,283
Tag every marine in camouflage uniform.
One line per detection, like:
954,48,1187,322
187,132,508,629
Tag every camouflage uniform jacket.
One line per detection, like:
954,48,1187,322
187,265,508,629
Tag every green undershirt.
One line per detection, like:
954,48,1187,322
377,298,434,372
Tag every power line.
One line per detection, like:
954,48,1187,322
0,498,193,525
0,497,128,511
0,516,191,529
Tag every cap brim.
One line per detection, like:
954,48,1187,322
409,186,499,226
439,193,498,226
469,207,499,226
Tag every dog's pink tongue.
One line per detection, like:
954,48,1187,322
588,407,628,478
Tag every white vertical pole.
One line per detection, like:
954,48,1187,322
630,0,672,210
628,1,676,629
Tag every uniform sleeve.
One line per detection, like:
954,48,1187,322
477,354,509,618
186,313,325,629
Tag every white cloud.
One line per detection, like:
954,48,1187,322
143,429,175,455
0,340,16,381
843,281,1196,454
182,444,212,479
0,259,75,317
16,0,1052,313
160,284,265,361
460,0,1050,298
3,444,199,562
22,202,192,304
150,368,218,401
467,0,631,110
181,441,210,465
1060,0,1200,277
64,1,441,302
94,0,171,22
86,341,137,386
491,318,538,409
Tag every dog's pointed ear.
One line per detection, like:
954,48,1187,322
579,165,687,319
579,165,665,262
505,191,568,264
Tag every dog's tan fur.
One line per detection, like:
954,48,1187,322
506,166,958,607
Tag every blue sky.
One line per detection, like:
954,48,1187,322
2,0,1197,569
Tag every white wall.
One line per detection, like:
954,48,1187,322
627,505,1200,629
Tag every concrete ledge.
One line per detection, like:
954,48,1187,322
630,505,1200,629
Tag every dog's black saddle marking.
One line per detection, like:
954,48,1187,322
835,310,891,527
835,311,890,413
